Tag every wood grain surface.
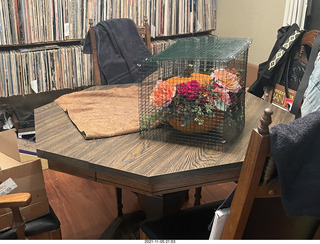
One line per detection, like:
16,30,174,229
35,89,294,196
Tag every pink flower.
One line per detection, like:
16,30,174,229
213,86,232,106
210,69,242,93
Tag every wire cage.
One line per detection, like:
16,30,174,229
139,36,252,149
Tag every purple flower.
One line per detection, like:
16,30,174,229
188,80,200,93
199,86,207,94
186,80,200,101
177,80,201,101
186,92,199,101
177,83,189,96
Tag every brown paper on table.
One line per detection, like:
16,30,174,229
55,86,140,139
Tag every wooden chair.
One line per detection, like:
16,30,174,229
88,16,152,86
140,108,320,239
0,193,61,240
87,17,152,218
298,30,320,64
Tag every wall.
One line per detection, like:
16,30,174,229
213,0,287,86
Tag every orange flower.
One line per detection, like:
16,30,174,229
210,69,241,93
151,80,176,107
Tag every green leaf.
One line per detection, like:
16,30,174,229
204,103,215,115
140,109,164,132
194,117,204,125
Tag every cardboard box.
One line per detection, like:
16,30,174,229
0,129,49,230
17,137,49,170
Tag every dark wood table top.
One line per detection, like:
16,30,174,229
35,88,294,196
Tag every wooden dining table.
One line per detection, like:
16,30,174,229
34,86,294,238
35,89,293,195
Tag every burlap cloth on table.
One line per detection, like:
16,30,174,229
54,86,139,139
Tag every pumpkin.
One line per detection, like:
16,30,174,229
165,73,211,87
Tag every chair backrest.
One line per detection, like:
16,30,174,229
220,108,277,239
88,17,152,86
220,108,319,239
135,17,152,52
299,30,320,64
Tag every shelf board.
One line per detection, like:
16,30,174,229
0,39,84,50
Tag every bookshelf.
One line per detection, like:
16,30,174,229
0,0,216,97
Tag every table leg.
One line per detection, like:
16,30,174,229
137,190,189,219
116,187,123,217
100,188,145,239
194,187,202,206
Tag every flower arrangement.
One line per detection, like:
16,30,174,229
140,68,243,133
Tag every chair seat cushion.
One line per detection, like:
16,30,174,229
0,205,60,239
140,201,223,240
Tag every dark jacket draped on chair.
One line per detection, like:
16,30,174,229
83,18,152,85
270,110,320,219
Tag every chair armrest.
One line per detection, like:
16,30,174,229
0,193,32,209
0,193,32,239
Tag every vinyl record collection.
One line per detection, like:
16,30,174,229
0,45,92,97
0,0,216,45
0,0,216,97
